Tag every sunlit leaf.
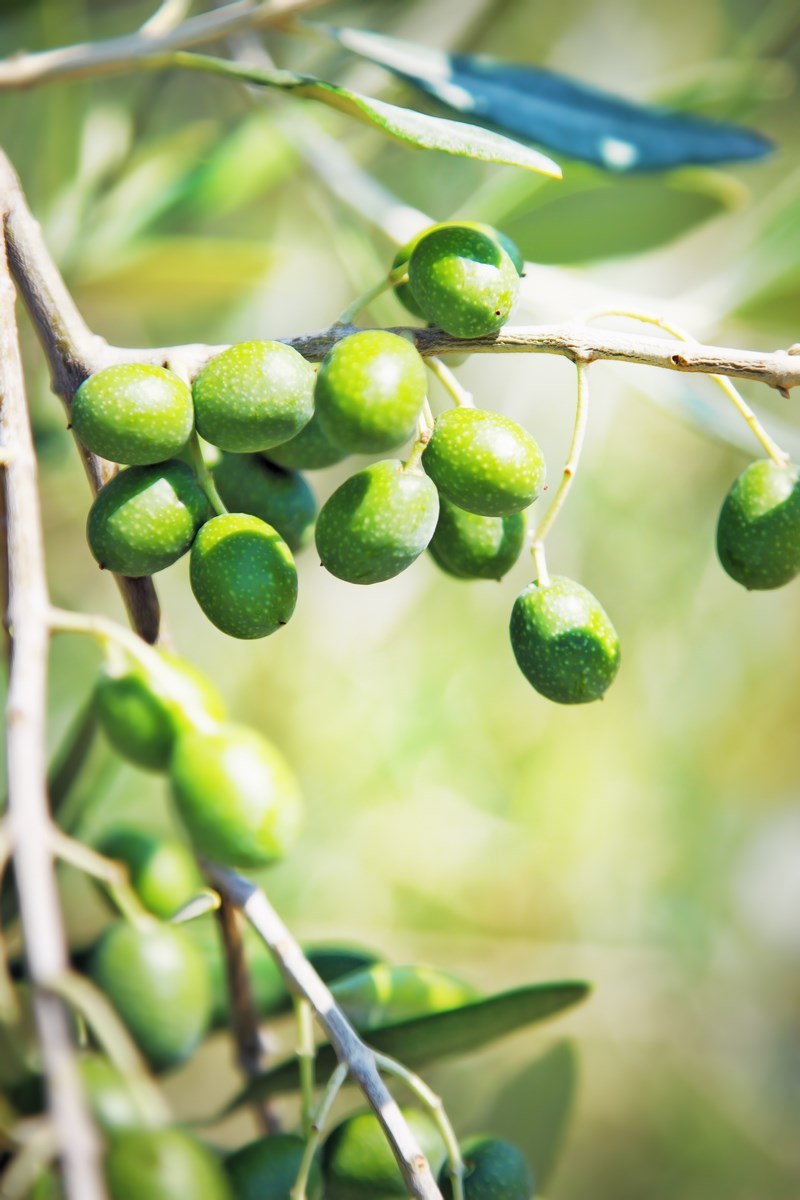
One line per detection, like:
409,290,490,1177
228,980,589,1108
330,963,480,1027
320,26,773,172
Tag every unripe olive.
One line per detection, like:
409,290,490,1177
72,364,194,466
96,829,202,919
510,576,620,704
315,459,439,584
428,496,525,580
88,919,212,1071
213,452,316,551
192,341,315,453
105,1129,233,1200
315,330,427,454
439,1135,534,1200
264,411,347,471
323,1108,445,1199
393,223,524,319
408,225,519,338
716,459,800,589
170,723,303,869
423,408,544,517
94,649,226,771
226,1133,323,1200
87,460,210,577
79,1054,156,1133
190,513,298,639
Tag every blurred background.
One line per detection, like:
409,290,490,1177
2,0,800,1195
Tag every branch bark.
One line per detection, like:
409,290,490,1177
0,224,105,1200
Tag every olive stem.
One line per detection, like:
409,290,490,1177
0,1122,57,1200
426,356,474,408
584,308,790,465
295,996,317,1139
334,265,409,327
185,431,228,516
374,1052,466,1200
529,360,590,576
49,828,151,927
290,1061,349,1200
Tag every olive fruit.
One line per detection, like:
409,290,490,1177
213,453,316,551
87,460,209,577
428,497,525,580
79,1054,155,1132
315,459,439,584
72,364,194,466
192,341,315,453
170,723,303,869
716,459,800,589
393,223,524,319
439,1136,533,1200
94,649,226,771
190,513,298,639
105,1129,232,1200
407,225,519,338
323,1107,444,1199
88,919,212,1070
330,962,479,1028
423,408,544,517
510,576,620,704
314,331,427,454
264,411,347,471
226,1133,323,1200
96,829,202,919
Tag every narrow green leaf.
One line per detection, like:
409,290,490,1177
170,53,561,178
226,980,589,1110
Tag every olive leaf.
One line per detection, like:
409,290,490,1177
317,26,773,172
170,53,561,178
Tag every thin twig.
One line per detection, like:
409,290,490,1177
0,219,104,1200
205,864,444,1200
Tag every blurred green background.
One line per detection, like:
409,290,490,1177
2,0,800,1195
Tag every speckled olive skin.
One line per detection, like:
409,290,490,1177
72,364,194,466
315,459,439,584
88,921,212,1071
190,513,297,639
265,411,347,471
213,452,316,551
716,459,800,589
423,408,544,517
428,496,525,580
315,331,427,454
510,576,620,704
407,225,519,338
393,223,524,319
323,1108,445,1199
87,460,210,577
105,1130,233,1200
226,1134,323,1200
170,724,303,868
439,1136,533,1200
192,341,315,453
95,650,225,771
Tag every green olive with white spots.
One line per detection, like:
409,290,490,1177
190,513,297,639
423,408,544,517
439,1136,534,1200
105,1129,233,1200
314,330,427,454
510,576,620,704
716,459,800,589
393,223,524,319
407,224,519,338
315,459,439,584
213,452,316,551
170,723,303,868
192,341,315,453
71,364,195,466
428,496,525,580
265,411,347,471
87,460,210,577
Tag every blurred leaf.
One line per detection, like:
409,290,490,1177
173,53,561,178
320,26,773,172
731,269,800,332
330,963,480,1027
486,1040,578,1186
228,980,589,1108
